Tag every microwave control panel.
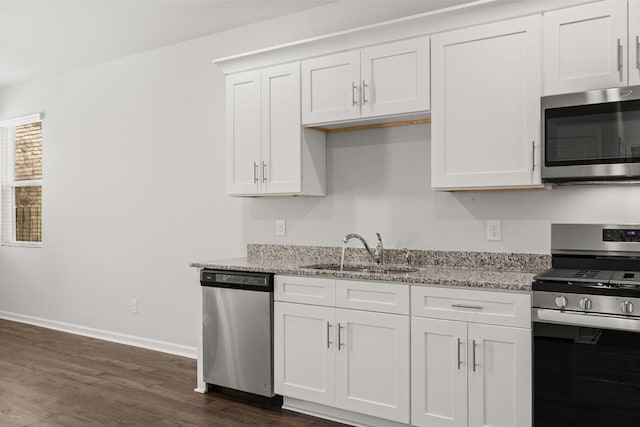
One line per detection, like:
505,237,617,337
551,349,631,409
603,229,640,243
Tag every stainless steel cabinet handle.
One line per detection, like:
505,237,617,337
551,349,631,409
531,140,535,172
338,323,344,350
618,38,623,81
253,162,258,183
636,36,640,70
362,80,368,104
351,82,358,107
451,304,484,310
457,338,462,370
327,322,332,348
472,340,477,372
262,161,267,183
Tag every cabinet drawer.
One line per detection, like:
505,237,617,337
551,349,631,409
411,286,531,328
336,280,409,315
275,275,335,306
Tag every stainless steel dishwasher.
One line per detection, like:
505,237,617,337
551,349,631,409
200,269,275,397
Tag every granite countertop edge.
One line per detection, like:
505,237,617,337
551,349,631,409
190,257,536,292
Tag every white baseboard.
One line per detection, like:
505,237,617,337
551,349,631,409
0,310,197,359
282,397,409,427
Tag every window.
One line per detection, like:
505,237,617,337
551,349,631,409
0,113,43,246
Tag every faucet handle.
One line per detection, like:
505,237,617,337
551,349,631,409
404,248,412,266
375,232,382,244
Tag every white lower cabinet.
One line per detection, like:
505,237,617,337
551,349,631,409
274,276,410,424
335,308,410,422
411,317,468,427
411,287,532,427
467,323,531,427
275,277,531,427
274,302,335,406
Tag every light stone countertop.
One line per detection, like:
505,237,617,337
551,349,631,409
190,245,549,292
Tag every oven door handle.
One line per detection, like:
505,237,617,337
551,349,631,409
533,308,640,332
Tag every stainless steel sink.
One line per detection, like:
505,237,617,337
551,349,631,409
302,263,419,275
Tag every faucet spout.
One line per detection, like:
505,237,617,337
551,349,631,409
342,233,384,264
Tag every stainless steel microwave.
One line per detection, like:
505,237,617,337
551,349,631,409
542,85,640,183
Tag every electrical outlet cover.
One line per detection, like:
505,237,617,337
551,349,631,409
487,220,502,241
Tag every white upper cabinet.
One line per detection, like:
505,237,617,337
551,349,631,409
543,0,628,95
226,70,261,195
301,51,361,124
630,0,640,86
301,36,429,125
431,15,542,190
261,63,302,195
360,37,430,118
226,62,326,197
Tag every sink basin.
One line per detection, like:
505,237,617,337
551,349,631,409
302,263,419,275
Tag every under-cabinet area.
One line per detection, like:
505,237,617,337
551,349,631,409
273,275,532,427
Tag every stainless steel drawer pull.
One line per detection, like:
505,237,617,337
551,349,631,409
253,162,259,183
457,338,462,370
327,322,332,348
262,161,268,183
472,340,477,372
451,304,484,310
338,323,344,350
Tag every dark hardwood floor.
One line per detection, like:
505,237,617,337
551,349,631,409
0,319,345,427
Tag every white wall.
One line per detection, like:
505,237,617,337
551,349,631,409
0,0,639,351
247,124,640,253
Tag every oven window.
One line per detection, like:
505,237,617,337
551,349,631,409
545,99,640,166
534,322,640,427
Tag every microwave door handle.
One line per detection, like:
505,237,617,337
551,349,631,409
636,35,640,71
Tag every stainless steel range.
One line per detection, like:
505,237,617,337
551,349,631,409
533,224,640,427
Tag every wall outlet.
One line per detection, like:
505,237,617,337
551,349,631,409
487,220,502,241
131,298,139,314
276,219,286,236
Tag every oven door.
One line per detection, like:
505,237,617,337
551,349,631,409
541,85,640,182
533,308,640,427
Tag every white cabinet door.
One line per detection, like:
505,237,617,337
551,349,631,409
543,0,628,95
334,309,410,424
411,317,467,427
261,63,302,194
360,37,430,118
431,15,542,190
301,51,361,124
226,70,261,195
468,324,532,427
630,0,640,86
274,302,335,406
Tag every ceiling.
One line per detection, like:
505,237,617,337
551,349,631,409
0,0,479,90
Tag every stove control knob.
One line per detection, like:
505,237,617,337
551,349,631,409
555,296,568,309
579,298,592,310
621,301,634,315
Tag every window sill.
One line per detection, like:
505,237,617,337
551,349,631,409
2,242,42,248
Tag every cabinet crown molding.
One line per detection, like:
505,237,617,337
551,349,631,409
212,0,601,75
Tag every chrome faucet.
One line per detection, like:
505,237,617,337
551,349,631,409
342,232,384,264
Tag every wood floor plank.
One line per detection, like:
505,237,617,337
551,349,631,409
0,319,346,427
